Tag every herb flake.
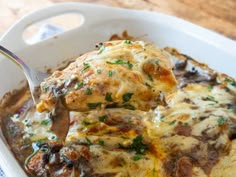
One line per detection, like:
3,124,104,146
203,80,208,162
203,96,218,103
133,155,142,161
28,133,35,137
105,92,113,102
42,85,49,92
82,120,92,126
225,78,236,87
107,59,133,69
148,75,153,82
82,63,90,72
74,81,84,90
207,85,213,91
98,140,105,146
145,82,152,88
123,104,135,110
98,115,107,122
85,87,93,95
121,136,129,139
41,119,50,126
124,40,132,44
168,120,176,125
87,102,102,109
108,70,113,77
98,45,105,53
160,115,165,122
121,135,149,155
217,117,225,126
122,93,133,102
97,69,101,74
85,137,92,145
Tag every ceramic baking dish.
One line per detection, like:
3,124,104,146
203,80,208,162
0,2,236,177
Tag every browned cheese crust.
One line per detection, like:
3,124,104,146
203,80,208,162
1,41,236,177
37,40,177,112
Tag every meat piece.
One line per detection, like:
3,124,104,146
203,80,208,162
176,156,193,177
174,124,192,136
37,40,177,112
165,47,217,88
26,151,48,176
26,143,92,176
48,100,70,142
60,145,90,163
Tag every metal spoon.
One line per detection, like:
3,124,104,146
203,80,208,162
0,45,69,142
0,45,49,104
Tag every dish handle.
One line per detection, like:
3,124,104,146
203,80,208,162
0,2,117,51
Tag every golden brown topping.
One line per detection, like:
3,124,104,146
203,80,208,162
37,40,177,112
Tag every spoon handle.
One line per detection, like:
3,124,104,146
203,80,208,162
0,45,49,104
0,45,31,75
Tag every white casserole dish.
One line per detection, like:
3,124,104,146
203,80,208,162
0,2,236,177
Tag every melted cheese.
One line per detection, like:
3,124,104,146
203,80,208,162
211,140,236,177
12,82,236,177
11,108,56,141
65,109,166,177
5,42,236,177
37,40,177,112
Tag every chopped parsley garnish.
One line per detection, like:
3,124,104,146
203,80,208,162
155,61,159,66
41,119,50,126
124,40,132,44
127,61,133,69
23,119,29,123
98,115,107,122
148,74,153,82
98,45,105,53
226,104,234,110
123,104,135,110
98,140,105,146
42,85,49,92
106,59,133,69
121,136,129,139
28,133,35,137
82,63,90,72
122,93,133,102
160,115,165,122
87,102,102,109
207,85,213,91
145,82,152,88
108,70,113,77
51,135,59,141
97,69,101,74
74,81,84,90
132,155,142,161
120,135,149,155
217,117,225,126
26,124,31,127
105,92,113,102
107,59,125,65
225,78,236,87
203,96,218,103
85,137,92,145
85,87,93,95
82,120,92,126
168,120,176,125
